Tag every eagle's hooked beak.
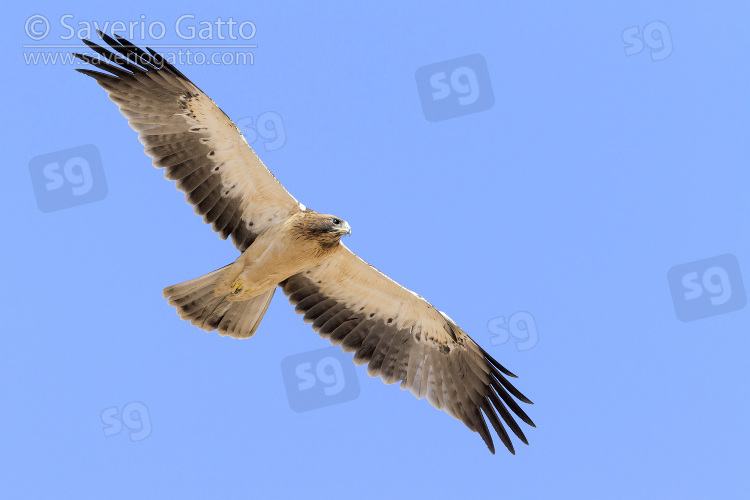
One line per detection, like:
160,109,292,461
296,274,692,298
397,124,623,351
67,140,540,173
341,221,352,236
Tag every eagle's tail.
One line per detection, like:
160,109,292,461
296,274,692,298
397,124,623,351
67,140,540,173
162,265,275,339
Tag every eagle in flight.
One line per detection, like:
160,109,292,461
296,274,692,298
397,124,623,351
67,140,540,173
74,31,535,455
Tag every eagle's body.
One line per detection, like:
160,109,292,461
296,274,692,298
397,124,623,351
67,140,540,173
213,209,350,301
74,31,536,455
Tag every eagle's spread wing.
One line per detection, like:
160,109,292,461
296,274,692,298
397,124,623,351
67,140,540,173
74,32,300,251
281,244,535,454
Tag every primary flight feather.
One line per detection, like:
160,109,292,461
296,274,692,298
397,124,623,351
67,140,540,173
74,31,535,455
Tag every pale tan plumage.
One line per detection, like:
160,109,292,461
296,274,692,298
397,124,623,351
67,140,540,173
75,31,535,455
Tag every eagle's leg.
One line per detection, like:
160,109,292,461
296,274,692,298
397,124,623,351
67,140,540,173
230,276,245,294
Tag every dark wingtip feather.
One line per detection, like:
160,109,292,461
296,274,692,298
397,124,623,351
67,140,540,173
145,46,188,79
74,67,115,80
501,435,515,455
477,429,496,455
489,374,535,424
73,52,123,77
483,396,525,450
487,390,530,445
112,34,161,70
491,369,534,405
81,38,100,50
96,31,152,72
473,408,497,455
97,30,120,48
75,31,204,96
78,40,143,76
482,348,519,378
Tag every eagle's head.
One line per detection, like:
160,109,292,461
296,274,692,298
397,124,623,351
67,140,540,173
299,211,351,248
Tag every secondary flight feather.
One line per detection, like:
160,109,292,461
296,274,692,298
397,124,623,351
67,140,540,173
74,31,535,454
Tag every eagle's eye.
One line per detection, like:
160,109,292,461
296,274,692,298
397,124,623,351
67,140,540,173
332,218,341,225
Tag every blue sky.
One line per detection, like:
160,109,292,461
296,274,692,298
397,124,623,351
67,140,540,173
3,2,749,498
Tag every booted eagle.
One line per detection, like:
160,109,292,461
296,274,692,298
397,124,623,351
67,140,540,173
74,31,535,455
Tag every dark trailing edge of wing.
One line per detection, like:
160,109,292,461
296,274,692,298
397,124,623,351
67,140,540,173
280,272,536,455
